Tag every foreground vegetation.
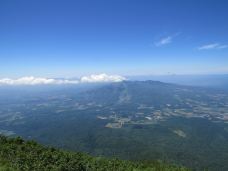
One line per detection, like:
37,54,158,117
0,135,189,171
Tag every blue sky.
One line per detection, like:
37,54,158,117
0,0,228,78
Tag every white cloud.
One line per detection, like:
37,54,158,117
155,36,172,46
198,43,228,50
80,73,126,83
154,33,180,47
217,44,228,49
0,74,126,86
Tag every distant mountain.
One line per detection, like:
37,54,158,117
77,81,188,105
127,74,228,90
77,80,224,106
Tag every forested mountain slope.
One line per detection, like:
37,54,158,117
0,135,189,171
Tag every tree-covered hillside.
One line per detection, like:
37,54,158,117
0,135,189,171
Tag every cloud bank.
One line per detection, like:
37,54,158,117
0,77,79,85
80,73,126,83
198,43,228,50
0,74,126,86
